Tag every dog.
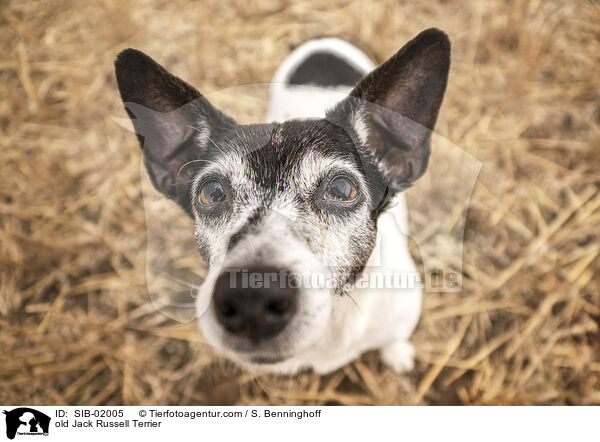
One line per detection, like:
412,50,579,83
115,28,450,374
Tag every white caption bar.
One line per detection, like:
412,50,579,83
0,406,597,441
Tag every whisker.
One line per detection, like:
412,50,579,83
252,374,274,398
291,366,303,391
166,275,201,290
185,124,228,156
178,159,211,177
347,292,363,316
205,133,227,155
185,124,205,134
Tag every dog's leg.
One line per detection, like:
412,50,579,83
380,340,416,374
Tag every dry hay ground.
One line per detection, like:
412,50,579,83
1,0,599,405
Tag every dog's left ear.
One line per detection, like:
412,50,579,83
115,49,237,214
327,28,450,192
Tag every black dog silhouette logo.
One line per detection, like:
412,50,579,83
3,408,50,439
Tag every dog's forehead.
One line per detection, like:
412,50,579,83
232,119,359,188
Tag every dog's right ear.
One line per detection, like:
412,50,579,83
115,49,236,214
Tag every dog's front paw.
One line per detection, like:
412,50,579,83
380,341,415,374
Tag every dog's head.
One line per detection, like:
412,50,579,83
115,29,450,369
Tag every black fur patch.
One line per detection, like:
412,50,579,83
227,207,267,251
287,52,364,87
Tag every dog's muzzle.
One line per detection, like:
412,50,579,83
212,266,299,344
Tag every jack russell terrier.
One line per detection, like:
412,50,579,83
115,28,450,374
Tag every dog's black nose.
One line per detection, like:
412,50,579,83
213,267,299,343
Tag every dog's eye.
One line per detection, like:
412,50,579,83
198,180,226,206
325,176,357,202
